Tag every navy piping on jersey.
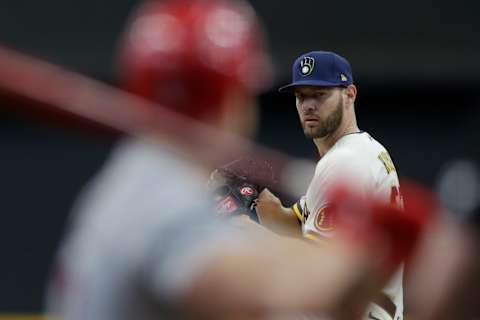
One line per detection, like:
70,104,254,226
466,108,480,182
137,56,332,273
342,130,364,137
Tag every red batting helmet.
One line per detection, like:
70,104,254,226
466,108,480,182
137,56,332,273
118,0,272,120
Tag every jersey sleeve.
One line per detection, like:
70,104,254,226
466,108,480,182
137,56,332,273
304,150,374,238
292,196,307,225
292,197,329,243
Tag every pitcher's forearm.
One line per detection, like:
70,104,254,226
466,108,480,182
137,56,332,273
256,206,303,237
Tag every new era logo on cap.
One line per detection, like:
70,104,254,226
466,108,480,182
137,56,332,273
279,50,354,92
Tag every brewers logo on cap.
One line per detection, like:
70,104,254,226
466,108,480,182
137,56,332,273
300,56,315,76
340,74,348,82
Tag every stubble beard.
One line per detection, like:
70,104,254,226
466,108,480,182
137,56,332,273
303,97,344,139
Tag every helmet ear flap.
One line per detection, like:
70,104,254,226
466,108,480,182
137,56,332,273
117,0,272,121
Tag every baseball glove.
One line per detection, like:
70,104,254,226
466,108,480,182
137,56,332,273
208,158,276,220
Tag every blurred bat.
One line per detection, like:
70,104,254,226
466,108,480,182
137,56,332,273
0,45,314,197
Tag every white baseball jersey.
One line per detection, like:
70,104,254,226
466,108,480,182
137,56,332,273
46,138,234,320
292,131,403,320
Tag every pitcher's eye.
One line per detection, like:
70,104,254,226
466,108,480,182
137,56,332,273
295,93,305,100
314,92,327,99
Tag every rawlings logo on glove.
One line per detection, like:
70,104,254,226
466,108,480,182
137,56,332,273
208,158,276,221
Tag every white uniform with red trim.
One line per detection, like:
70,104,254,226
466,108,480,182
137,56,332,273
293,131,403,320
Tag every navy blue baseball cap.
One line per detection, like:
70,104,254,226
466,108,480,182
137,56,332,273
278,51,354,92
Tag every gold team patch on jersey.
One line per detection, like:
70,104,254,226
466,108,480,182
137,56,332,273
314,205,335,231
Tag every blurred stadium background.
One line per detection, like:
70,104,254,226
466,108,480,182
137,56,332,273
0,0,479,314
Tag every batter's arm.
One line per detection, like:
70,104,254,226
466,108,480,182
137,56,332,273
183,227,380,320
255,189,303,238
